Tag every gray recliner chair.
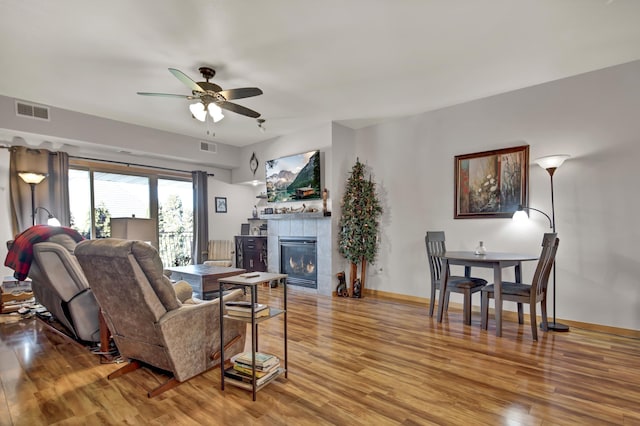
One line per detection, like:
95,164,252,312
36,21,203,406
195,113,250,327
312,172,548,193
28,234,102,343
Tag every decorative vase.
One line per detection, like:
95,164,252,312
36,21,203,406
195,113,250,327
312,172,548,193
252,205,258,218
336,271,348,297
475,241,487,255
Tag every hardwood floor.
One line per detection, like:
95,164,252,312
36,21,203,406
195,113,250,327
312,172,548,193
1,287,640,425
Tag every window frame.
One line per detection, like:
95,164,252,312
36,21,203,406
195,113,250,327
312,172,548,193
69,158,192,245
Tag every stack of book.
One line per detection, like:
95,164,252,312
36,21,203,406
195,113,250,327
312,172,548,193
225,300,270,318
224,352,281,387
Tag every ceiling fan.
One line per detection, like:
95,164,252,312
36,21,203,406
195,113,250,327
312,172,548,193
137,67,263,122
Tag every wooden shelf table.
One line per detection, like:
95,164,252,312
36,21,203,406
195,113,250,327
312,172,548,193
218,272,288,401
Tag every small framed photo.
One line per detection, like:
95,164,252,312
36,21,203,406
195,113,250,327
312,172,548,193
215,197,227,213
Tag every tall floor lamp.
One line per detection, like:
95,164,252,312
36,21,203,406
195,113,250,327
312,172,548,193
18,171,48,227
534,154,570,332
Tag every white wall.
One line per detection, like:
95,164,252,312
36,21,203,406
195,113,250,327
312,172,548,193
346,60,640,330
330,123,357,281
207,177,257,242
0,149,14,279
0,94,241,172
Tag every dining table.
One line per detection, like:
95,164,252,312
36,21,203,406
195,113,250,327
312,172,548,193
437,251,538,337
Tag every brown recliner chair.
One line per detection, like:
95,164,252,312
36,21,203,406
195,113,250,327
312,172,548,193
75,238,246,397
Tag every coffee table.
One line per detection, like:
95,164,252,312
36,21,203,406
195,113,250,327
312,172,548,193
165,265,246,300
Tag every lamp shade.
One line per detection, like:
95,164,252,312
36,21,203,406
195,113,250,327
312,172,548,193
535,154,570,170
189,102,207,122
35,207,61,226
207,103,224,122
18,171,47,185
110,217,157,247
512,209,529,222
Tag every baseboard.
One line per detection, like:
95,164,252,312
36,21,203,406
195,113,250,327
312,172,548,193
361,288,640,339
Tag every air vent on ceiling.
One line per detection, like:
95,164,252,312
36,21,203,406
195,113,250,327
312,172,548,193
200,141,217,154
15,101,50,121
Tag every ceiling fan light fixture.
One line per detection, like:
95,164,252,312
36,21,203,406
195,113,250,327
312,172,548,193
207,103,224,123
189,102,207,122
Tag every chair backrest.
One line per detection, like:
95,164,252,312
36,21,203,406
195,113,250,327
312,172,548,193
425,231,447,283
32,234,90,301
531,233,560,300
28,234,101,342
75,239,180,345
207,240,234,261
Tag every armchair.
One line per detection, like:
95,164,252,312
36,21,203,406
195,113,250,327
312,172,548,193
75,238,246,397
204,239,234,267
9,232,102,343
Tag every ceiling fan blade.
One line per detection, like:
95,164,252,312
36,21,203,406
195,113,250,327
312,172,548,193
217,87,263,101
168,68,205,93
219,101,261,118
137,92,195,99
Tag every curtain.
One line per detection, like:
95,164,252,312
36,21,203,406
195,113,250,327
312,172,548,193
9,146,70,234
192,171,209,264
48,150,70,226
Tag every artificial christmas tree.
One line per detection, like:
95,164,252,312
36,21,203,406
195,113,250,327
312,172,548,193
338,159,382,297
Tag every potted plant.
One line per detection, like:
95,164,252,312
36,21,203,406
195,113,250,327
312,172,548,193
338,159,382,297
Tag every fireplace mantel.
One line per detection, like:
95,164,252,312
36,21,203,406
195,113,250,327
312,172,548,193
266,216,332,296
260,212,331,220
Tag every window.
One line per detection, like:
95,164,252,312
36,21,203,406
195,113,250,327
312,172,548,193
158,179,193,266
68,161,193,266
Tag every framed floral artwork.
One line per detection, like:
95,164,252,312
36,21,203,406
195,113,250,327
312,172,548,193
454,145,529,219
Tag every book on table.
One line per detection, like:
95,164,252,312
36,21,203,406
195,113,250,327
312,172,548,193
233,361,279,378
227,307,270,318
225,301,268,310
232,351,280,370
225,301,269,316
224,364,280,386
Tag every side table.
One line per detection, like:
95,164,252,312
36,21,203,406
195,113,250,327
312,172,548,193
218,272,288,401
1,276,34,314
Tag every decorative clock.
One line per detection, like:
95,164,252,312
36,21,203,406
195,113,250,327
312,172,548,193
250,152,259,176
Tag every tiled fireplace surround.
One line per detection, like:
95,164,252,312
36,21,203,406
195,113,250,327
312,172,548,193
266,216,331,295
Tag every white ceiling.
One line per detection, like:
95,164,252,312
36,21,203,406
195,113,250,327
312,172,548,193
2,0,640,148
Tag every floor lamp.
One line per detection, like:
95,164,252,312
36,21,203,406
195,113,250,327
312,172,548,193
534,154,570,332
18,171,48,227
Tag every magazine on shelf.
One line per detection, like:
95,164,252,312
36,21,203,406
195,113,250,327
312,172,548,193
224,365,280,386
225,301,268,309
232,351,280,369
227,307,270,318
225,302,269,313
233,362,279,378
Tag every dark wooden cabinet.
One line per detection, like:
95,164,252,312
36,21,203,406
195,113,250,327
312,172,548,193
235,236,268,272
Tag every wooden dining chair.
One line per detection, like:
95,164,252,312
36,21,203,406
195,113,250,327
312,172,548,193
425,231,488,325
480,233,559,340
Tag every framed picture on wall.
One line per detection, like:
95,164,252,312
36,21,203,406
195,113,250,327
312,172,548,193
454,145,529,219
215,197,227,213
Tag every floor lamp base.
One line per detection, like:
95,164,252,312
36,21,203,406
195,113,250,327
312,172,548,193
543,322,570,332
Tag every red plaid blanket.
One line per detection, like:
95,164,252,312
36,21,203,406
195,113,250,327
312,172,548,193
4,225,84,280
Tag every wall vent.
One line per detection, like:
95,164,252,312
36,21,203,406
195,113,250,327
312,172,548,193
15,101,50,121
200,141,217,154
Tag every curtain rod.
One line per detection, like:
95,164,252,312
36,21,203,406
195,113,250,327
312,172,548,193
69,155,214,176
0,146,214,176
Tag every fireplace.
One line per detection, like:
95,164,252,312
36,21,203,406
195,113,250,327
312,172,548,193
279,237,317,288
